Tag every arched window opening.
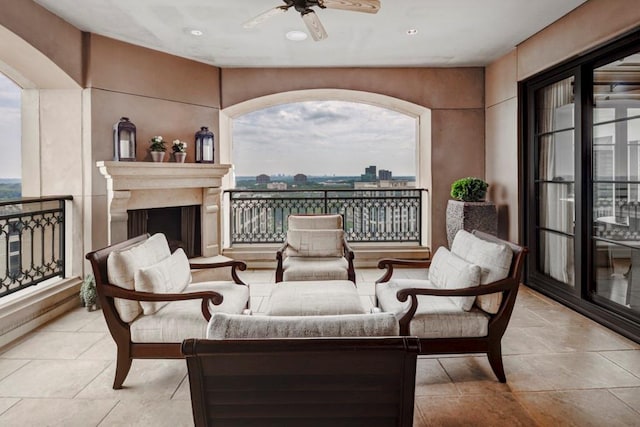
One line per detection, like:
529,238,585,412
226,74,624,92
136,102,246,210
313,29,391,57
233,100,416,189
229,100,425,245
0,72,21,199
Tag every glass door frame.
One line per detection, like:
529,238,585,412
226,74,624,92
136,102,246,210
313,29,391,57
521,66,586,300
519,28,640,342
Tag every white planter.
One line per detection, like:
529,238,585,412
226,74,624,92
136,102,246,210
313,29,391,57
173,152,186,163
150,151,165,162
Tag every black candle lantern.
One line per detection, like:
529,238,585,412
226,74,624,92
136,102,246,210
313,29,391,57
113,117,137,161
195,126,214,163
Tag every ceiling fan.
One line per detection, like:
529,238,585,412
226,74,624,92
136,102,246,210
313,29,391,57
243,0,381,42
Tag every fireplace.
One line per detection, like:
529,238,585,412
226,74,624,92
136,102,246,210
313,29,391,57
97,161,231,257
128,206,202,257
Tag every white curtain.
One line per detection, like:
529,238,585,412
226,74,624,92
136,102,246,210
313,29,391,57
539,78,575,286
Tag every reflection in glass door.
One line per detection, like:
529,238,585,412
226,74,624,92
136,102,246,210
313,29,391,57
592,52,640,314
534,76,576,288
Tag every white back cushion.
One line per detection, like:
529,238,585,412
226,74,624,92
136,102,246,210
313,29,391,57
135,248,192,315
450,230,513,314
288,214,342,230
286,229,344,257
428,247,481,311
107,233,171,322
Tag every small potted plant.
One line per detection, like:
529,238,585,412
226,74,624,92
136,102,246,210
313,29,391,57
80,274,99,311
446,177,497,247
149,135,166,162
172,139,187,163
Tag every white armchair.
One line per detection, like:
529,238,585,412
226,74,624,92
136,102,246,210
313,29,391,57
376,230,527,382
85,233,249,389
275,214,356,283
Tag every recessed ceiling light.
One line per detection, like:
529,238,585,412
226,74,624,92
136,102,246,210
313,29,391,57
406,29,418,36
190,29,203,36
286,30,308,41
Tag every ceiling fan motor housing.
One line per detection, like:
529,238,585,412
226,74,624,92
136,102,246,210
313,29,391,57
285,0,325,13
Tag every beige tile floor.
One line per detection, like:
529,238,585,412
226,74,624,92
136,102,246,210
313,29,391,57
1,268,639,426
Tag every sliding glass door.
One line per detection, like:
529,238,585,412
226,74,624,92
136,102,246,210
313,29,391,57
592,53,640,315
521,30,640,341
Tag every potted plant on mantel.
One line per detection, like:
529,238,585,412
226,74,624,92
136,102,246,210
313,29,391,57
149,135,166,162
172,139,187,163
446,177,497,247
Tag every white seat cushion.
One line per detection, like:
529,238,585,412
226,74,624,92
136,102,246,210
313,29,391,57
266,280,366,316
134,248,192,315
130,281,249,343
107,233,171,322
428,247,481,311
207,312,399,339
450,230,513,314
282,256,349,281
285,229,344,257
376,280,489,338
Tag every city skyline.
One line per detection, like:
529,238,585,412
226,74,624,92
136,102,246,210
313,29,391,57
0,73,21,179
233,100,416,177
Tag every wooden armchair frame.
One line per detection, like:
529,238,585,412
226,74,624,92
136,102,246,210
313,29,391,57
85,234,248,389
376,230,527,382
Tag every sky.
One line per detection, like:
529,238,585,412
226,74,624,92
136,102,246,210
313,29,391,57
0,73,21,179
233,100,416,177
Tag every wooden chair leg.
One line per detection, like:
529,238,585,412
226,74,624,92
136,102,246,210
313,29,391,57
113,346,133,389
487,341,506,383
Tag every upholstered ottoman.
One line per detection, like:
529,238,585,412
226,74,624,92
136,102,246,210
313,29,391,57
266,280,366,316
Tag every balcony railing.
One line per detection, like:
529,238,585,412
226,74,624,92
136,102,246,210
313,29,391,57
0,196,72,298
228,189,425,244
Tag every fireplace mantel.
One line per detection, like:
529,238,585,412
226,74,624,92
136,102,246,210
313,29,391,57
97,161,232,256
96,161,232,190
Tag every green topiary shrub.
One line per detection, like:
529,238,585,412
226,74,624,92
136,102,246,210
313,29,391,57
450,177,488,202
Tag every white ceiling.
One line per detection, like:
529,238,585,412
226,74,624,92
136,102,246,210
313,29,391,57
34,0,588,68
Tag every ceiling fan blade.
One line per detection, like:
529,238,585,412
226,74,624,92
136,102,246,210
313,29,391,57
243,6,289,29
319,0,381,14
302,11,328,41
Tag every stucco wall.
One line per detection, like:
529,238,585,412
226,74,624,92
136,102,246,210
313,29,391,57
85,35,222,250
485,0,640,244
0,0,82,87
221,67,485,250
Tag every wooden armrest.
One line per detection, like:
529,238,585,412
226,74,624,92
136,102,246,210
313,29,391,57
189,260,246,270
101,283,223,321
395,278,517,301
189,260,248,286
276,241,289,260
342,236,355,261
375,258,432,284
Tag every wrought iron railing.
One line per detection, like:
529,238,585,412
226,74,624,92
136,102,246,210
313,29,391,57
228,189,425,244
0,196,72,298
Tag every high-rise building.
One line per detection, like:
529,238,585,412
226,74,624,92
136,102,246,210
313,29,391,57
379,169,392,180
256,174,270,184
361,165,377,182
